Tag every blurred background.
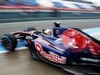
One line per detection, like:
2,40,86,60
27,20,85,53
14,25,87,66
0,0,99,9
0,1,100,75
0,0,100,22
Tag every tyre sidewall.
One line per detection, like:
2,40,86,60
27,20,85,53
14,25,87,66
2,34,17,51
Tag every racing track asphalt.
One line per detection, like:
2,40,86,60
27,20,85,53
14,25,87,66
0,19,100,36
0,19,100,75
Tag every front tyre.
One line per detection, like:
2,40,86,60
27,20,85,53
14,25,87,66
1,34,17,51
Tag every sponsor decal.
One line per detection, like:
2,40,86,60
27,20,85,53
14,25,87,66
35,42,66,64
55,30,60,34
81,57,100,63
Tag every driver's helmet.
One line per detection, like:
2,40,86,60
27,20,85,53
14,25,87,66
43,29,53,36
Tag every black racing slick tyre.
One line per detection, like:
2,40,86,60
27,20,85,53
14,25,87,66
1,34,17,51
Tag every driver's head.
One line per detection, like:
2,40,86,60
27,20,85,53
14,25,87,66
42,29,53,36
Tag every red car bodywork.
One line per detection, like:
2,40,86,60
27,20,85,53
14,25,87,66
61,28,100,55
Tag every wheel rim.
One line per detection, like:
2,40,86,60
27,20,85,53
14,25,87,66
2,39,11,49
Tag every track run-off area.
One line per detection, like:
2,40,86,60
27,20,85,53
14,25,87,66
0,19,100,75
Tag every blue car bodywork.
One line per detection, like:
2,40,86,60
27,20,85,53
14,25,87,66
1,22,100,67
27,24,100,67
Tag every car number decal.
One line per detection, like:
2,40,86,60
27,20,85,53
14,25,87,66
35,42,66,64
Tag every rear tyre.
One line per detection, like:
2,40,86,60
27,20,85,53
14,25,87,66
1,34,17,51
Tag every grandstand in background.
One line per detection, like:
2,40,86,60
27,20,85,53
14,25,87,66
64,0,93,4
0,0,99,11
64,0,100,10
0,0,100,22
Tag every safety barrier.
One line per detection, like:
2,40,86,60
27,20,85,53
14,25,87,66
0,11,100,18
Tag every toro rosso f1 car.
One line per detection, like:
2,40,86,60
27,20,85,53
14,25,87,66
1,22,100,67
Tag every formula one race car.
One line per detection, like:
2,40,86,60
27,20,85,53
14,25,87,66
1,22,100,67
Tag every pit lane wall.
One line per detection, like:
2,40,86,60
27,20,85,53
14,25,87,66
0,7,100,23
